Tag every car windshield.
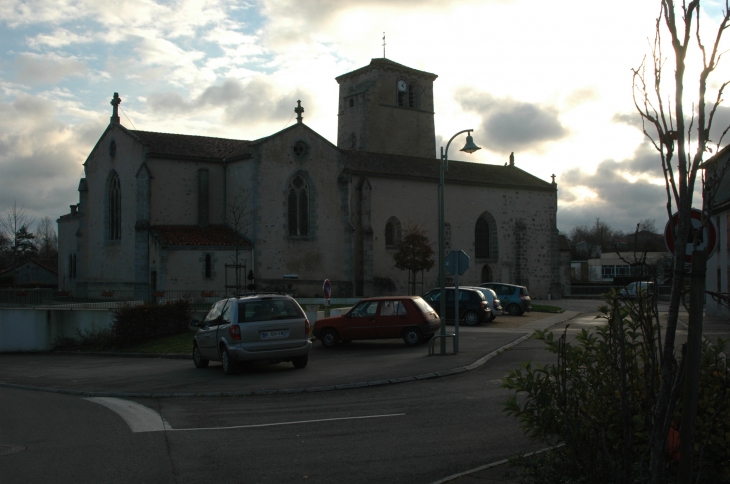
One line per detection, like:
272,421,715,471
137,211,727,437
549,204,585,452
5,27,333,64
350,300,379,317
239,300,303,323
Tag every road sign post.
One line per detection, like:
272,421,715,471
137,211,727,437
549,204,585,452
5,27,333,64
445,250,470,354
323,279,332,318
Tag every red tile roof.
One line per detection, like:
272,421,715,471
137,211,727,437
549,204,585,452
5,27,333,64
151,225,252,248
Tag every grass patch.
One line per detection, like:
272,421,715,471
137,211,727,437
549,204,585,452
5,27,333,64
120,331,194,354
531,304,564,313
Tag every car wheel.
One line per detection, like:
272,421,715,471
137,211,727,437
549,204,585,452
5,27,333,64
507,304,521,316
221,347,237,375
320,329,340,348
292,355,308,369
193,345,209,369
463,310,480,326
402,328,422,346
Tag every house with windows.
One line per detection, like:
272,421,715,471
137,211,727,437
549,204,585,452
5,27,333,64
57,58,561,299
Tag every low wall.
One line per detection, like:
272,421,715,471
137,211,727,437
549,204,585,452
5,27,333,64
0,308,114,352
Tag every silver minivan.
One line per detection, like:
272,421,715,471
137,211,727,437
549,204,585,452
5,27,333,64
191,294,312,375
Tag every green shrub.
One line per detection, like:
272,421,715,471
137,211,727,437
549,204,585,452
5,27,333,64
110,299,192,347
501,294,730,483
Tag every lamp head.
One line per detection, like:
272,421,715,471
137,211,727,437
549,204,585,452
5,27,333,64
460,132,481,154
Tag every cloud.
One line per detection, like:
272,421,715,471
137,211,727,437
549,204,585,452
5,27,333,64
557,142,673,232
27,28,94,48
456,89,569,153
148,77,309,125
564,86,599,109
0,94,99,223
15,53,87,85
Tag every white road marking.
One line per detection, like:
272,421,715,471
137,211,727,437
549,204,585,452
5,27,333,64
167,413,406,432
84,396,404,433
84,397,171,433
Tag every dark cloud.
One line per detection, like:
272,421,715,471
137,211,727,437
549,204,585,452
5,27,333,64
612,112,643,129
148,77,309,126
0,95,99,224
456,89,568,152
557,142,675,233
15,53,87,84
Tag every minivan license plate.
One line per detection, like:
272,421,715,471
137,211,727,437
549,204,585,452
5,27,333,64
261,330,289,340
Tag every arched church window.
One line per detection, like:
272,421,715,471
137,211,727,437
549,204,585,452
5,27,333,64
109,172,121,240
385,217,402,248
475,217,490,258
481,265,493,283
288,175,309,236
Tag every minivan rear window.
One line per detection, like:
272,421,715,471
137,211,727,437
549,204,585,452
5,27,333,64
520,287,529,297
239,300,304,323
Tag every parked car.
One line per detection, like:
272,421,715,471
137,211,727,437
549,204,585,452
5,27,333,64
312,296,440,348
421,287,492,326
463,286,502,321
479,283,531,315
190,294,312,375
619,281,655,299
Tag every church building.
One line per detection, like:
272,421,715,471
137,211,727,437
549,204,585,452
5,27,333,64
58,58,561,300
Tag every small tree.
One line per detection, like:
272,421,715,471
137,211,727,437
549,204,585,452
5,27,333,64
392,223,434,295
225,189,251,295
0,200,35,279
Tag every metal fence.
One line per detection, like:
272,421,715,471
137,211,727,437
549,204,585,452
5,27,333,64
0,288,231,310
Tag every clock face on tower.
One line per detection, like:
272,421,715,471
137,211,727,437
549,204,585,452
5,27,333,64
397,80,407,92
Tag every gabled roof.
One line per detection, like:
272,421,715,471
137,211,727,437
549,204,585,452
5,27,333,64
151,225,252,248
343,151,554,191
0,259,58,275
128,130,252,162
336,58,438,83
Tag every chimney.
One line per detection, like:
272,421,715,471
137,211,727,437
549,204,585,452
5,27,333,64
70,205,78,215
509,152,515,166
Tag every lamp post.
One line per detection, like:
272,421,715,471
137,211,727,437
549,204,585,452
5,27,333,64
438,130,481,354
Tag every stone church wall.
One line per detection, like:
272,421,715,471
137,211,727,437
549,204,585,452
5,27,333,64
362,174,558,298
149,158,226,226
247,125,352,297
79,124,147,291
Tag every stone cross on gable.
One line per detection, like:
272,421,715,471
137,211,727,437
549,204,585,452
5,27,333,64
551,174,556,184
295,100,304,124
110,92,121,124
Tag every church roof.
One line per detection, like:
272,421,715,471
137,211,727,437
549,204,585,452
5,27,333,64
343,151,555,191
129,130,251,162
151,225,252,248
559,235,572,252
335,58,438,83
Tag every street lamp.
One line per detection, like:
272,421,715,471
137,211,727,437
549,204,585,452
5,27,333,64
438,130,481,354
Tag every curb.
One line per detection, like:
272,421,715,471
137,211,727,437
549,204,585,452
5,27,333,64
53,351,192,360
0,312,579,399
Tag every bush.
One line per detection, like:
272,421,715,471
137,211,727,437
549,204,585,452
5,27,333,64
501,294,730,483
110,299,192,348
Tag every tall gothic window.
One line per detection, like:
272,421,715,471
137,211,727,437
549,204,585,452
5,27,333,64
385,217,402,248
288,175,309,236
109,172,121,240
475,217,490,258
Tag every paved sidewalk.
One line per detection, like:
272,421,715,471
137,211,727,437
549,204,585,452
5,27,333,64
0,311,577,398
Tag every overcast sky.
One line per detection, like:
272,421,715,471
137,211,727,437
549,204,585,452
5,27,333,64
1,0,729,235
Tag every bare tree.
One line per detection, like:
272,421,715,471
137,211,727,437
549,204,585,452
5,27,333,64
632,1,730,481
225,189,251,295
0,200,36,277
35,216,58,260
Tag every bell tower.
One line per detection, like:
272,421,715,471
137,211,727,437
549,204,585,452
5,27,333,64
336,59,437,158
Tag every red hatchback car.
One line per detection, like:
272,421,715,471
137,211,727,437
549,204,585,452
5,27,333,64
312,296,441,347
